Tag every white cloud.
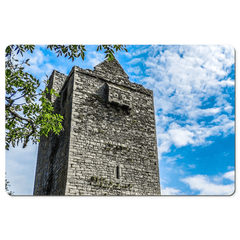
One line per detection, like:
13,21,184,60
143,77,156,86
127,57,142,65
168,125,194,148
227,166,234,171
139,45,235,157
216,79,234,87
88,51,105,68
224,105,233,113
14,47,58,84
165,154,183,163
157,130,171,159
161,187,181,195
223,171,235,181
127,66,142,75
179,169,184,174
120,51,132,58
155,98,174,114
188,164,196,169
158,140,171,159
131,47,149,56
28,49,45,65
181,172,235,195
188,107,221,119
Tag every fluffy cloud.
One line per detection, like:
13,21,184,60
127,66,142,75
168,124,195,147
165,154,183,163
227,166,234,170
131,46,149,56
87,51,105,68
188,164,196,169
181,171,235,195
161,187,181,195
28,49,45,65
138,45,235,157
223,170,235,181
188,107,221,119
127,57,142,65
15,47,59,88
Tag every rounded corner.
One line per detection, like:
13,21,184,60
227,44,236,55
5,44,13,54
5,190,14,197
228,186,236,196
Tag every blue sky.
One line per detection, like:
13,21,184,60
5,45,235,195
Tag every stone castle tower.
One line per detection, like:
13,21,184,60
33,58,161,195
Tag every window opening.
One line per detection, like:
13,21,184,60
116,166,120,179
62,87,68,107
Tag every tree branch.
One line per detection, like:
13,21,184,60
6,106,35,127
6,105,37,147
12,94,27,102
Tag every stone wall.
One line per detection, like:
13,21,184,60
33,72,74,195
33,59,161,196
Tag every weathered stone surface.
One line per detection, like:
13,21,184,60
107,83,132,109
33,58,161,196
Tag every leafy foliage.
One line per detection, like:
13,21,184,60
5,45,127,150
47,45,86,61
96,45,128,61
5,174,14,195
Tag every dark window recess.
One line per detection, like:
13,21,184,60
62,87,68,106
116,166,120,179
55,97,61,114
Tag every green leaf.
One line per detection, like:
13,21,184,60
50,88,55,95
6,69,11,78
5,44,128,150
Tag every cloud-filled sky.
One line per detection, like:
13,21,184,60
5,45,235,195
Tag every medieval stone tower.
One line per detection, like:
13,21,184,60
33,58,161,196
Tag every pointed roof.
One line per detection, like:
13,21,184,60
91,58,152,96
94,58,129,80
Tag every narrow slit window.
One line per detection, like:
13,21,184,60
116,166,120,179
62,87,68,107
